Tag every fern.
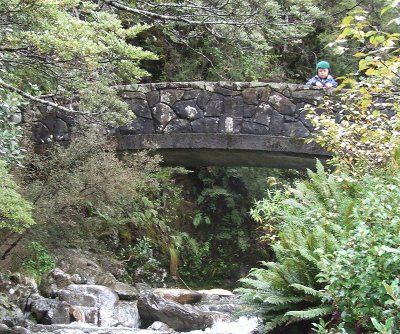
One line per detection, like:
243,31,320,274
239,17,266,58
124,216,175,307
289,284,326,298
236,162,361,332
285,305,333,319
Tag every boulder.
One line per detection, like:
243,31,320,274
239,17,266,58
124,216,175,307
137,292,213,332
112,282,138,301
58,285,118,309
154,288,202,305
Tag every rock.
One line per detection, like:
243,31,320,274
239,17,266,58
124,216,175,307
10,326,31,334
0,324,11,333
164,119,192,133
152,103,177,131
32,122,50,144
137,292,213,332
0,273,39,327
154,288,202,305
112,282,138,301
174,100,203,120
147,321,173,331
242,87,270,104
268,92,296,115
58,285,118,309
127,99,152,119
30,298,70,325
53,249,119,287
197,289,236,303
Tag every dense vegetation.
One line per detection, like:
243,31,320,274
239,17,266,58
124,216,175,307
1,0,400,333
236,1,400,333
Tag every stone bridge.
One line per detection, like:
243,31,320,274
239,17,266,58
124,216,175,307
32,82,332,169
114,82,330,169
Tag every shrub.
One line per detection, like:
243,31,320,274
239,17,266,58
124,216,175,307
0,160,35,233
320,173,400,332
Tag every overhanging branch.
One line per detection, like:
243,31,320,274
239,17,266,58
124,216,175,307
0,78,94,117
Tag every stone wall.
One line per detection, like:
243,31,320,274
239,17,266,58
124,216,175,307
114,82,326,139
30,82,327,144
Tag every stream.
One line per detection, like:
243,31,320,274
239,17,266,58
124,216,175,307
1,271,261,334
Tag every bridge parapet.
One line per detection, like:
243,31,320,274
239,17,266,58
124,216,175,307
114,82,327,138
30,82,334,168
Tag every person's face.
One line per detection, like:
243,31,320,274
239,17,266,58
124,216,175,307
317,68,329,79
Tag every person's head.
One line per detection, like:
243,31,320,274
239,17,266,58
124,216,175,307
316,61,330,79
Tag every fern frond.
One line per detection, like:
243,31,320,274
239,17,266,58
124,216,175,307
263,314,289,331
285,305,333,320
289,283,326,298
263,295,306,305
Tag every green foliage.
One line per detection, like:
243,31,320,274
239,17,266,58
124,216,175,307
1,0,156,123
174,167,296,286
370,279,400,334
305,0,400,173
0,90,25,165
236,229,334,331
237,162,355,330
0,160,35,233
320,173,400,332
119,237,164,285
22,242,55,279
18,131,187,282
243,159,400,333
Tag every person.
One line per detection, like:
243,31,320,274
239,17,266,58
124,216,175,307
306,60,338,88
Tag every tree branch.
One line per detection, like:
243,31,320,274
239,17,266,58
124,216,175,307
0,78,94,117
103,0,260,25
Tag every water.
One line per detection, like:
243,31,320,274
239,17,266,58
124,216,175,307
188,316,260,334
30,316,260,334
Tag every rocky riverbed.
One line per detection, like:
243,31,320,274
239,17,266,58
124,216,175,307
0,249,260,334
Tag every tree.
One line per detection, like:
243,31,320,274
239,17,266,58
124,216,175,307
0,0,157,124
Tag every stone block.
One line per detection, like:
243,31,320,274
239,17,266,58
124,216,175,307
119,118,155,134
282,122,310,138
223,96,244,117
253,104,274,126
164,119,192,133
183,89,203,100
242,87,271,104
128,99,152,119
269,92,296,115
191,118,219,133
214,86,241,96
146,91,160,108
159,89,185,106
120,91,146,99
292,89,325,103
174,100,203,120
203,95,224,117
241,121,269,135
218,116,242,134
268,110,285,135
299,110,314,129
152,103,177,126
243,104,257,118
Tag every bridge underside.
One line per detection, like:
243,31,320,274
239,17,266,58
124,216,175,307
117,134,331,169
